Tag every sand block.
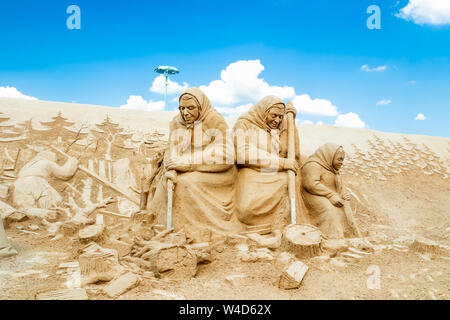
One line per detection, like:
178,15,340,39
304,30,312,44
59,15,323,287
346,238,375,253
105,239,132,257
78,242,122,286
23,208,57,220
5,211,28,223
36,288,89,300
186,242,213,263
103,272,141,298
225,274,247,287
60,221,78,236
322,239,348,254
410,237,441,254
329,258,348,269
439,244,450,256
276,261,309,290
58,261,80,269
29,225,40,231
78,224,105,242
347,247,371,256
309,255,331,264
393,235,416,247
340,252,363,261
225,233,248,246
143,244,197,279
239,248,274,262
247,230,282,250
0,246,18,258
277,251,295,264
0,200,16,219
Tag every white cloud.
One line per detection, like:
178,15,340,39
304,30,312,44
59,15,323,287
0,86,37,100
408,80,417,84
291,94,338,117
414,113,426,120
150,75,188,95
216,103,253,116
376,99,392,106
199,60,295,106
334,112,366,128
120,95,165,111
299,120,326,126
396,0,450,25
361,64,387,72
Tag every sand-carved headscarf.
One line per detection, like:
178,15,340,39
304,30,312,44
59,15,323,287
170,88,228,156
303,143,344,193
303,143,343,174
175,87,213,129
238,96,286,132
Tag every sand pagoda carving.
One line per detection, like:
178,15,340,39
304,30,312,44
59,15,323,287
90,116,133,161
10,118,39,143
39,111,87,145
0,112,22,141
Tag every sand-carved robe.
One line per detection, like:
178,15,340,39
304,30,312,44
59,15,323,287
301,143,349,239
13,151,78,209
0,218,17,258
233,96,308,229
148,88,243,241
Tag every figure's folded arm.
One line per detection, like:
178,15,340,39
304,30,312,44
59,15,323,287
302,163,336,198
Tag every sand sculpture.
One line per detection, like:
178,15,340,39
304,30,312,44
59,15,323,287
0,97,449,300
301,143,358,239
146,88,244,241
13,150,79,209
233,96,308,229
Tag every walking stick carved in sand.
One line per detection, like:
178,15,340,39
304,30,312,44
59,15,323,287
286,102,297,225
344,202,362,238
165,170,177,229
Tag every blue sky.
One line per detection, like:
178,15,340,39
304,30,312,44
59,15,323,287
0,0,449,137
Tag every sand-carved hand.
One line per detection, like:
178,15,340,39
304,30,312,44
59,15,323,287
282,158,299,173
329,194,344,207
166,159,191,173
342,193,351,201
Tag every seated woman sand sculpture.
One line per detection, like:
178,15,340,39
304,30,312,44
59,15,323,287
147,88,243,241
233,96,308,229
301,143,352,239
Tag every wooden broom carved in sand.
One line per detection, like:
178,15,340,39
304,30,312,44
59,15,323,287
286,102,297,225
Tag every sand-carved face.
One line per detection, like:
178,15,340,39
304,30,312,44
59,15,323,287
179,95,200,125
266,105,284,129
332,148,345,171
